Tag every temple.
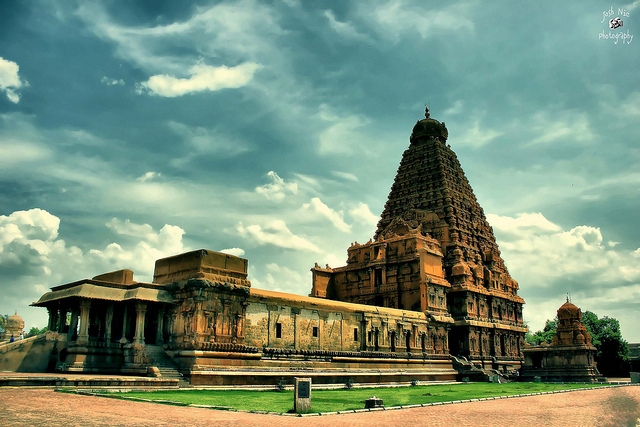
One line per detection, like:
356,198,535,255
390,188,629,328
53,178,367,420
10,108,526,385
521,300,602,382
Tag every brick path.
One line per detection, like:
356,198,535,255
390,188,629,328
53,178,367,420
0,386,638,427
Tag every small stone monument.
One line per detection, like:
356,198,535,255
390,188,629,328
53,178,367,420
294,377,312,413
365,396,383,409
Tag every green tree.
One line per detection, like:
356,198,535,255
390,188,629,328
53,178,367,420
0,314,8,335
25,326,48,337
581,311,629,377
526,318,557,345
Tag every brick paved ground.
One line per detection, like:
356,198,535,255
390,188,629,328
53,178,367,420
0,386,638,427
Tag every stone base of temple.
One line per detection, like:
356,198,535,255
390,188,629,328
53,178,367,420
168,348,458,385
62,345,127,373
188,368,458,386
519,366,603,383
521,344,603,383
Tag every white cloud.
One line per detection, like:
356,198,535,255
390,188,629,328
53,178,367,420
0,57,27,103
444,100,464,115
167,121,252,163
106,218,154,240
302,197,351,232
138,62,261,97
255,171,298,202
331,171,359,182
76,1,284,74
364,1,474,42
324,10,370,41
454,119,504,148
529,111,594,145
236,220,320,252
317,105,371,155
101,76,125,86
220,247,245,257
251,262,310,294
137,171,161,182
0,140,51,165
349,202,379,226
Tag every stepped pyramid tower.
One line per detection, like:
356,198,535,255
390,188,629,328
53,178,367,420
312,107,526,368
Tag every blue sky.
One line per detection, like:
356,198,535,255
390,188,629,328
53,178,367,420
1,0,639,340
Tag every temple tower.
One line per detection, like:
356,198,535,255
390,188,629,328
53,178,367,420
312,107,526,369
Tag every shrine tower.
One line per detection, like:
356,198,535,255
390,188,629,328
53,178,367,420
312,107,527,369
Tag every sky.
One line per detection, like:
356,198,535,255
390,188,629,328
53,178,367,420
1,0,639,341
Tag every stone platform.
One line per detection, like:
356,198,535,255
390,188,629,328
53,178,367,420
0,372,178,388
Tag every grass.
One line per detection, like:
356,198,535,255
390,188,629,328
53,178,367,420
106,382,600,413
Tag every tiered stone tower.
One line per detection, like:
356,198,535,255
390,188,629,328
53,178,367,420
312,107,526,369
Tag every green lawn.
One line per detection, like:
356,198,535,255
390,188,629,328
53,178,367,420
106,382,599,413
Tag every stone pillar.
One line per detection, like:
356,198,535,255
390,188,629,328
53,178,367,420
47,307,58,331
77,300,91,345
133,302,147,344
105,304,114,342
121,305,129,342
68,308,79,341
156,309,164,344
58,307,68,333
292,308,300,349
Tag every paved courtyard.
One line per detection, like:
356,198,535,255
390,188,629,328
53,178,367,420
0,386,639,426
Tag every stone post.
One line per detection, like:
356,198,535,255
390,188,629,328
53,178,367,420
292,308,300,350
58,307,68,333
68,308,79,341
156,309,164,344
47,307,58,332
121,305,129,342
77,300,91,345
105,304,114,342
294,377,312,413
133,302,147,344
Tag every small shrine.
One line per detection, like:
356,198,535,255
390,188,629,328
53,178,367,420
1,311,25,341
520,299,602,382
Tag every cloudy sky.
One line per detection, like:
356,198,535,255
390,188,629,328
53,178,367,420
1,0,639,341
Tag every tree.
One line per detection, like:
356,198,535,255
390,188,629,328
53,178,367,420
526,318,557,345
25,326,48,337
581,311,629,377
0,314,8,335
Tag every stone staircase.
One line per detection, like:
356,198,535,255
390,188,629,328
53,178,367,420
450,355,512,383
144,345,190,387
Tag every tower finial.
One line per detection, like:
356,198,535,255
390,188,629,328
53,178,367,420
424,103,430,119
